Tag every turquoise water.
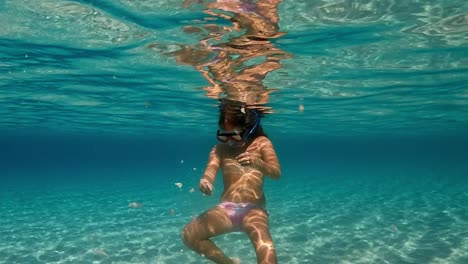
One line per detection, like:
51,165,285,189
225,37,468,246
2,0,468,263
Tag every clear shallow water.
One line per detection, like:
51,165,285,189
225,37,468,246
2,171,468,264
1,0,468,263
2,135,468,263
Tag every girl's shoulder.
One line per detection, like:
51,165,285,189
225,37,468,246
254,135,271,143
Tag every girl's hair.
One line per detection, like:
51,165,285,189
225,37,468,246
218,100,268,138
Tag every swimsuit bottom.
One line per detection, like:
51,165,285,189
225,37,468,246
218,202,268,231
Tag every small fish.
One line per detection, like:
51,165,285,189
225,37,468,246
94,248,109,257
128,202,143,208
390,224,398,233
298,104,304,112
175,182,183,188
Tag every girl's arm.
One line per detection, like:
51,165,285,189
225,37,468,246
237,137,281,179
200,146,221,195
256,138,281,179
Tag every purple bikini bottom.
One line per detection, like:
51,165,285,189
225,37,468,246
218,202,267,231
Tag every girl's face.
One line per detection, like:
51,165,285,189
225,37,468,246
218,127,245,147
219,117,245,147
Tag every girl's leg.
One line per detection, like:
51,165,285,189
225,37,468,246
242,209,277,264
181,206,235,264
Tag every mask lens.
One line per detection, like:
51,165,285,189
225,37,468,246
231,134,243,141
217,135,228,142
217,130,243,143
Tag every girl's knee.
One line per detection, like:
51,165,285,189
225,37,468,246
181,228,190,245
181,227,196,248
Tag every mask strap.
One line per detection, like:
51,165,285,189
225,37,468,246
243,110,260,141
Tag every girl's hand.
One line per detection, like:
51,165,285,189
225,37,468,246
236,152,260,167
199,178,214,195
